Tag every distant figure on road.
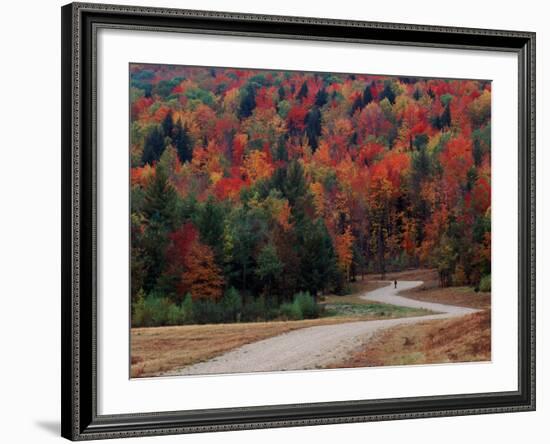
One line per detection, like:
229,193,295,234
394,280,397,289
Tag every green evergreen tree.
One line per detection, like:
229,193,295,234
350,95,363,116
379,82,396,104
362,84,373,105
161,110,174,139
473,139,483,166
466,167,478,192
141,126,166,165
411,146,431,186
298,219,339,298
296,81,309,101
305,107,322,150
315,88,328,107
222,287,242,322
229,209,266,291
256,243,283,296
281,161,308,211
441,103,452,128
278,85,286,101
139,165,181,293
275,136,289,162
173,119,193,163
238,84,256,119
194,195,226,261
142,164,179,229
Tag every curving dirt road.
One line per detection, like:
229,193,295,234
162,281,479,376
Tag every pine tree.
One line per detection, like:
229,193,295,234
139,165,181,293
173,119,193,163
350,95,363,116
278,85,285,101
275,136,289,162
305,107,322,151
315,88,328,107
194,196,225,261
379,83,396,104
282,160,308,209
161,110,174,139
141,126,166,165
473,139,483,166
229,208,266,291
441,102,452,128
296,81,309,101
238,84,256,119
142,165,179,228
362,84,373,105
256,243,283,295
298,218,338,298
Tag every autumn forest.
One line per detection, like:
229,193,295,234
129,64,491,327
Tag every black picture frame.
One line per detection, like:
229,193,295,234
61,2,536,440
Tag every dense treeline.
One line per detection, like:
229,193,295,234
130,64,491,325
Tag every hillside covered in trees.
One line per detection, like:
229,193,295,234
129,63,491,326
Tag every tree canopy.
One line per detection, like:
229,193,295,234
130,64,491,308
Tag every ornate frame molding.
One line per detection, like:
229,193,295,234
61,2,535,440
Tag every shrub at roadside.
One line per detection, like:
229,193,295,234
192,299,223,324
479,274,491,292
221,287,243,322
132,293,180,327
279,301,302,320
279,292,322,321
132,288,327,327
293,291,321,319
241,295,268,322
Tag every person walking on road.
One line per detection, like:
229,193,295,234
394,280,397,289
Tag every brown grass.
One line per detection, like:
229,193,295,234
327,310,491,368
132,313,402,378
401,285,491,309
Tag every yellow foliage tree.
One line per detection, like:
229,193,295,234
310,182,325,217
242,149,274,183
335,226,355,281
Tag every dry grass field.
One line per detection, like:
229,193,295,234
131,320,324,377
324,277,491,368
401,285,491,310
328,310,491,368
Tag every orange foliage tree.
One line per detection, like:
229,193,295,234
335,226,355,281
180,241,224,302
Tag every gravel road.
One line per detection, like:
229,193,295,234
162,281,479,376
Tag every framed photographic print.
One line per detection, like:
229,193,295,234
61,2,536,440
